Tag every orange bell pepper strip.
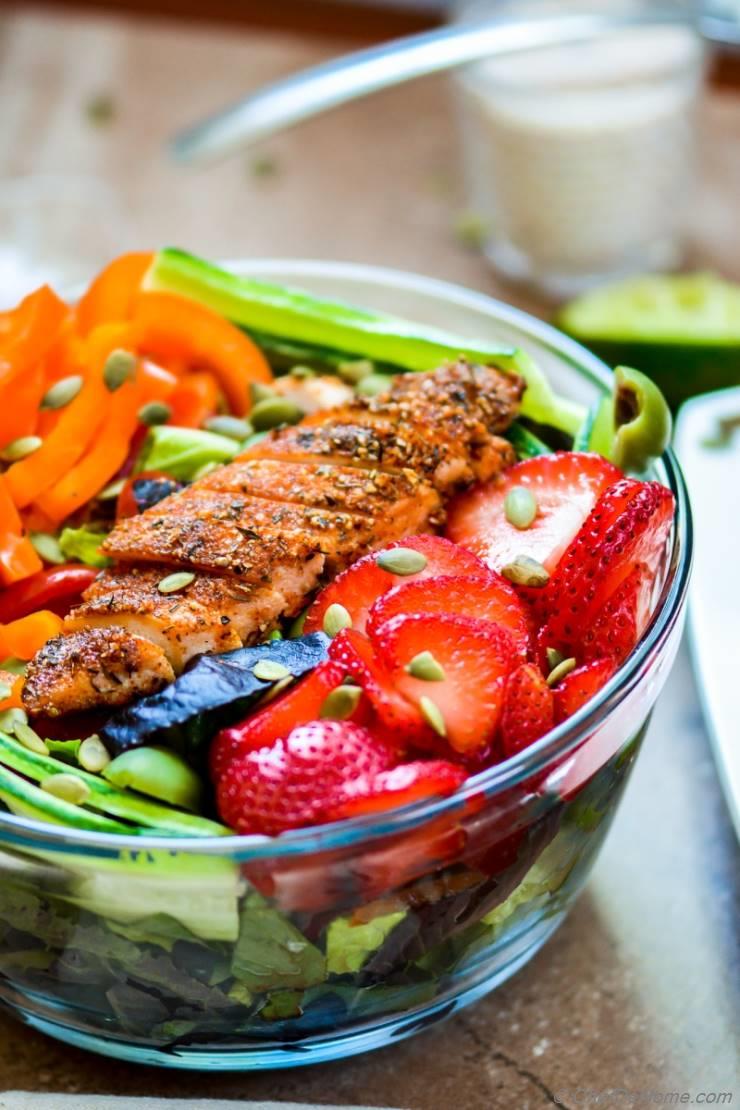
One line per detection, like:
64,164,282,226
131,291,272,415
36,357,174,523
0,362,46,447
3,323,129,509
0,476,42,586
0,285,68,385
168,371,221,428
0,673,24,710
75,251,154,336
0,611,63,660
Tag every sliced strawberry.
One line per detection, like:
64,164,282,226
210,659,351,781
446,452,621,575
553,657,616,723
581,564,649,664
371,613,518,757
328,627,431,747
499,663,554,758
539,478,674,657
366,571,530,657
304,534,489,636
332,760,467,819
217,719,396,835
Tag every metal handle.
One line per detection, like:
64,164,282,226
172,10,688,166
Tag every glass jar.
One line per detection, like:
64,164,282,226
453,0,706,298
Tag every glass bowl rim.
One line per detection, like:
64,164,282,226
0,258,693,860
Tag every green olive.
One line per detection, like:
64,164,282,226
610,366,672,472
103,747,201,812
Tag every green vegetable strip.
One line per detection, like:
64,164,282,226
145,249,587,436
0,732,229,837
505,422,553,459
0,763,133,834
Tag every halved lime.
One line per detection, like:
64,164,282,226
557,273,740,409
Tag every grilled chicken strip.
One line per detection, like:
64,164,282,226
23,360,523,718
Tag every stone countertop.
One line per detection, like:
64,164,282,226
0,9,737,1106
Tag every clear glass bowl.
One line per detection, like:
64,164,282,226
0,261,692,1070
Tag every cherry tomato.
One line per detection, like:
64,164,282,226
0,564,98,623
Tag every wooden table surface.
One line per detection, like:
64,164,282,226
0,8,738,1107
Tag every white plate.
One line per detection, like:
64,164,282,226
675,387,740,839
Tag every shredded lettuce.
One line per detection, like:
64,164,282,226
58,525,112,568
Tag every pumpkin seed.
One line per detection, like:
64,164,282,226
288,608,307,638
40,374,84,411
323,603,352,638
419,695,447,737
250,382,278,405
546,657,577,687
97,478,125,501
191,460,220,481
337,359,374,385
545,647,565,672
157,571,195,594
0,658,26,676
15,722,48,756
406,650,446,682
29,531,65,565
258,674,295,705
376,548,428,576
138,401,172,426
320,684,363,720
0,707,28,732
288,365,315,380
252,660,292,682
504,486,538,530
103,349,137,391
355,373,393,398
41,772,91,806
241,430,269,451
250,397,304,431
500,555,550,588
1,435,42,463
78,734,111,773
204,415,253,441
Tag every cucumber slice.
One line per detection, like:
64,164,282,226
0,731,228,838
0,763,132,834
146,249,586,435
558,273,740,409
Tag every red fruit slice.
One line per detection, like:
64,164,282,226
539,478,674,656
328,627,430,747
372,613,518,757
210,659,349,782
366,571,530,657
217,719,396,835
304,534,489,636
332,760,467,819
499,663,554,758
553,657,617,723
582,563,650,664
446,452,622,574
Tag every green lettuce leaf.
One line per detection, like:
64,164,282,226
325,910,406,976
137,425,239,481
231,892,326,992
58,526,112,568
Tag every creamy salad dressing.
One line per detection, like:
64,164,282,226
456,21,704,292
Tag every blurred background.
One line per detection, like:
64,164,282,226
1,0,738,323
